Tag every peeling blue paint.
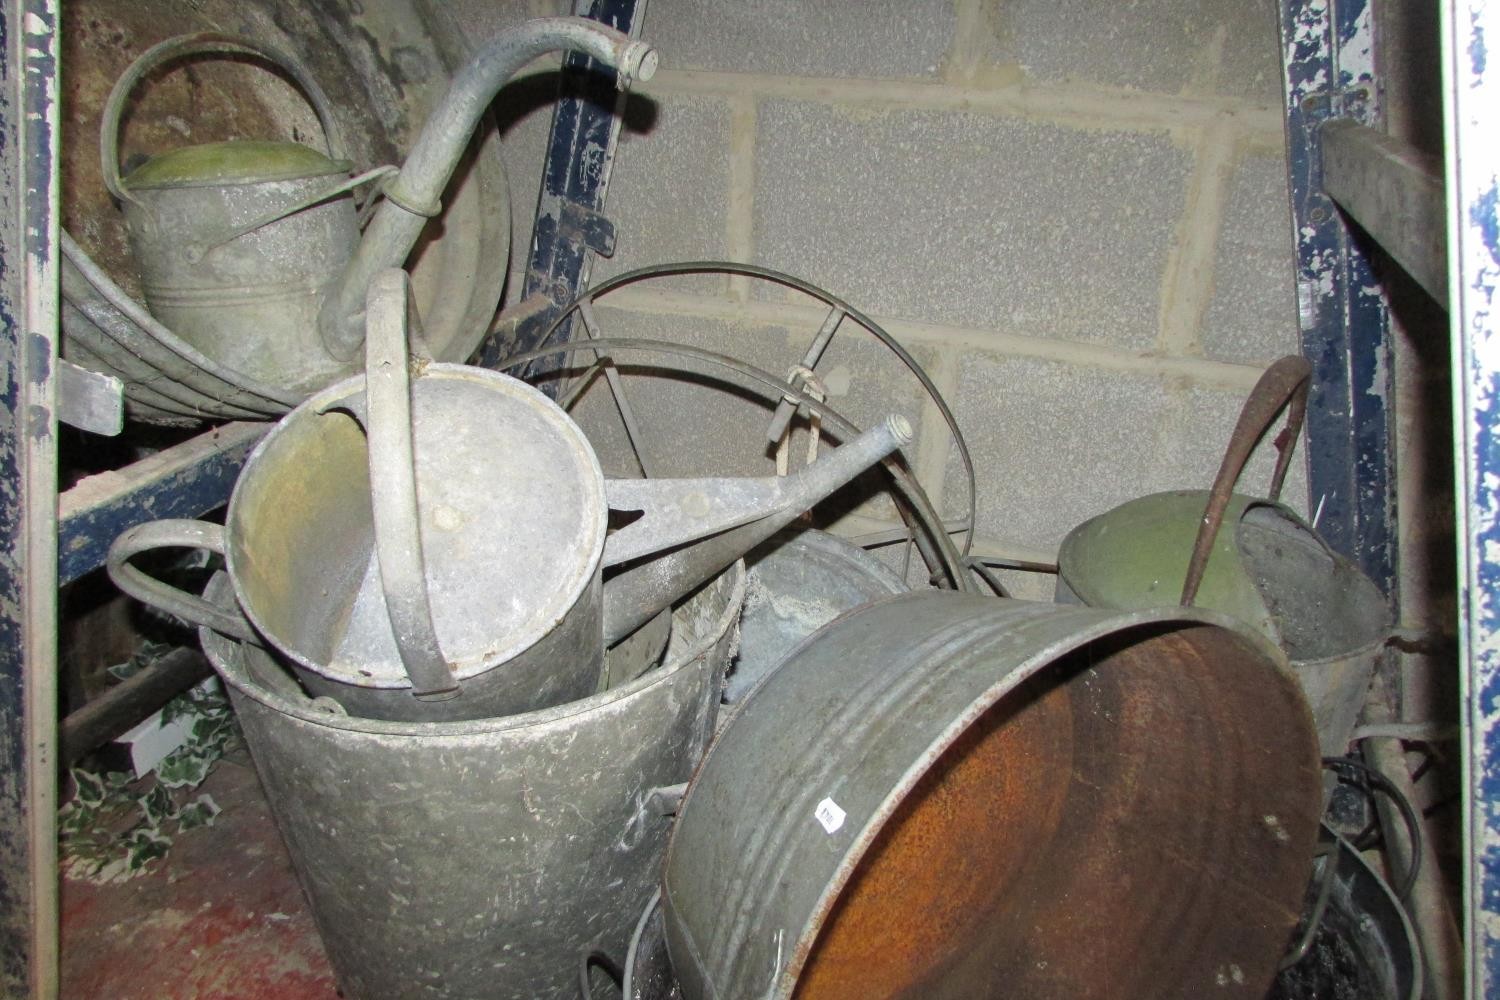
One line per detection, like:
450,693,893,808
1277,0,1396,600
0,2,55,991
1473,10,1488,76
1473,182,1499,266
475,0,644,381
1455,1,1500,991
57,439,254,585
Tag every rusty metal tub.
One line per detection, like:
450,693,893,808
662,590,1322,1000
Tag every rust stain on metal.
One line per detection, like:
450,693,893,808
790,626,1320,1000
794,675,1071,998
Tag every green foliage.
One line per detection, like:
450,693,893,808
60,649,240,884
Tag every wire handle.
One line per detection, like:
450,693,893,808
101,32,348,207
1180,354,1312,606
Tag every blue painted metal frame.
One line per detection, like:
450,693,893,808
475,0,644,378
57,423,263,586
1278,0,1398,599
1445,0,1500,990
0,0,60,994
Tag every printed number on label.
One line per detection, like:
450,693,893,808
814,797,846,834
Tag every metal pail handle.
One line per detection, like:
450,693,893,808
1180,354,1312,606
100,31,349,208
362,269,460,700
106,518,258,642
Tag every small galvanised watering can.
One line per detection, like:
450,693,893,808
108,268,911,723
102,20,658,393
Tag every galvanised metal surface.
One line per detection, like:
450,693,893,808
1058,492,1390,756
111,362,611,722
476,0,646,375
1442,0,1500,990
63,16,650,419
59,2,514,425
317,15,656,361
199,565,744,1000
102,34,359,394
725,528,907,703
1277,0,1397,599
0,2,61,994
61,230,299,422
600,415,912,645
664,591,1322,1000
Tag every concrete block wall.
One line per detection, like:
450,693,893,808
486,0,1304,600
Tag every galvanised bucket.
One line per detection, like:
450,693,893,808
726,529,907,703
199,563,745,1000
663,590,1322,1000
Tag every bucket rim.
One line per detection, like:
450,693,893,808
200,560,747,737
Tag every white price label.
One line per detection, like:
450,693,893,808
814,797,846,834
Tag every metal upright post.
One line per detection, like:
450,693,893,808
1277,0,1398,599
0,0,60,996
1444,0,1500,991
476,0,646,379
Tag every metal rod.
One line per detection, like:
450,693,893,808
765,304,845,445
58,422,265,586
578,299,653,477
1180,355,1310,606
499,336,969,592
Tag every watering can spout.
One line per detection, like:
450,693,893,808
601,415,913,645
318,17,658,361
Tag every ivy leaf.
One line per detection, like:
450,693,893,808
123,827,171,872
138,783,176,828
104,660,138,681
175,795,220,832
155,749,212,790
71,769,106,807
160,695,191,726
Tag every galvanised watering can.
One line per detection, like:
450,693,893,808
102,20,657,393
108,269,912,723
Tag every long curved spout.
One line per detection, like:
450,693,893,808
318,17,658,361
602,415,914,645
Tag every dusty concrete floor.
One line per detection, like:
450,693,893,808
61,756,338,999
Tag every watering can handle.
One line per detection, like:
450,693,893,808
100,32,349,206
106,519,259,643
1180,354,1312,607
363,269,460,700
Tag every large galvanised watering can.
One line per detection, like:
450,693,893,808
102,21,657,393
109,269,912,723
